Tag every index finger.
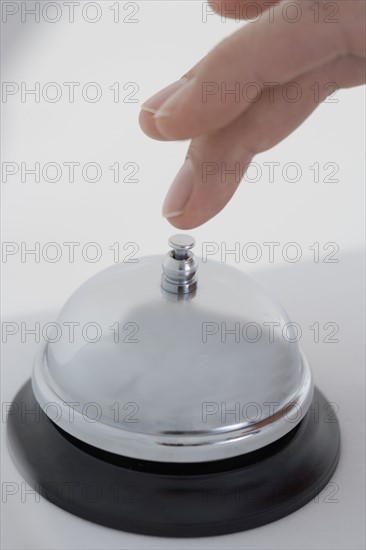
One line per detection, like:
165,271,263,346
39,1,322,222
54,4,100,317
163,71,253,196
153,0,347,140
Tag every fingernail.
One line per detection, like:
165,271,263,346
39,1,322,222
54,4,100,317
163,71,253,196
164,210,184,219
162,158,195,219
142,78,189,113
155,77,196,119
140,105,157,114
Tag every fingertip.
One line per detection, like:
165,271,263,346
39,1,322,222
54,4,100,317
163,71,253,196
163,209,203,230
139,108,170,141
154,116,188,140
139,78,193,140
153,77,198,140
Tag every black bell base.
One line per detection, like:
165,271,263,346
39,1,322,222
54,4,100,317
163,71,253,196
7,380,340,538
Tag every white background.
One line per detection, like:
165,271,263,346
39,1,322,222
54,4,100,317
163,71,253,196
1,1,365,549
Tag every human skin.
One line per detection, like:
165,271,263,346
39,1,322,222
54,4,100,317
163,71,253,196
139,0,365,229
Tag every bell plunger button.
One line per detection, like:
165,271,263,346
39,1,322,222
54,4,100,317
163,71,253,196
168,233,195,259
161,233,198,295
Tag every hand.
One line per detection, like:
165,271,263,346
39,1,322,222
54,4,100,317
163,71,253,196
139,0,365,229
